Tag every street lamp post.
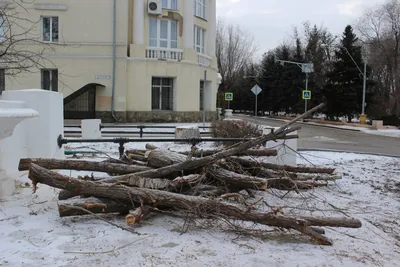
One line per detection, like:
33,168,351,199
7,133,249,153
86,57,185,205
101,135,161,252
274,59,314,113
362,60,367,116
321,44,368,124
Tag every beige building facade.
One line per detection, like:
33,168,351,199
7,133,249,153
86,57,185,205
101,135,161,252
0,0,220,122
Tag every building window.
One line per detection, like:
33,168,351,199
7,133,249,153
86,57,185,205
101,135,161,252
194,0,206,19
41,69,58,92
0,15,5,42
149,18,178,49
162,0,177,10
199,81,204,111
0,69,5,94
42,16,59,42
152,77,173,110
194,26,205,54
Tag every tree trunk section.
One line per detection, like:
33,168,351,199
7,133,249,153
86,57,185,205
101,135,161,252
28,163,361,245
231,158,335,174
58,197,131,217
208,167,268,191
179,148,278,157
146,149,188,168
19,158,152,174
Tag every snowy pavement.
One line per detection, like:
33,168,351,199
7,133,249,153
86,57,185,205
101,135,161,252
1,142,400,267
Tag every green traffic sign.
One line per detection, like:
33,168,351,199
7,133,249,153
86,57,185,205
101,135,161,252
302,90,311,100
225,92,233,101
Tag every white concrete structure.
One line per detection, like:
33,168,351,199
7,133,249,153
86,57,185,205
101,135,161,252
263,127,298,166
0,90,64,199
2,0,220,123
175,125,201,141
2,90,65,159
81,119,102,139
0,100,39,199
224,109,233,119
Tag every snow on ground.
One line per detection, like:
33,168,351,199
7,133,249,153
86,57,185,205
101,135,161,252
306,122,400,138
1,143,400,267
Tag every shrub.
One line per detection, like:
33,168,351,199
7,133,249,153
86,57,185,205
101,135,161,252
211,119,262,146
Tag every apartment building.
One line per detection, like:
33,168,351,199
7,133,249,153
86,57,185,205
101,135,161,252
0,0,220,122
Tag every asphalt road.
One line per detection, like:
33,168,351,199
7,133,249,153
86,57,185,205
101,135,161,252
236,115,400,157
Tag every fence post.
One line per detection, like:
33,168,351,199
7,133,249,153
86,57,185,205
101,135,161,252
139,126,144,138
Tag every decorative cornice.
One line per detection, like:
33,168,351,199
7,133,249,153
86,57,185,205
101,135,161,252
34,4,68,11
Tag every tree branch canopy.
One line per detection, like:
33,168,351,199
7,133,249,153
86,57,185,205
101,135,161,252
216,18,257,91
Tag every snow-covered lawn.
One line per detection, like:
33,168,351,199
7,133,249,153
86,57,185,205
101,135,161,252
1,143,400,266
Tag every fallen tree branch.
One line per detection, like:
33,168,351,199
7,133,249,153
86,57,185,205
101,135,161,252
101,104,324,183
231,158,335,174
58,197,131,217
60,204,140,235
28,163,361,245
179,148,279,157
18,158,152,174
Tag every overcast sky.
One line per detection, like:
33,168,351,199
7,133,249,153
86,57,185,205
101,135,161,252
216,0,388,59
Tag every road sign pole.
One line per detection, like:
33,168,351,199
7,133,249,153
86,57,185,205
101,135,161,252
203,70,206,129
305,72,308,113
255,93,257,117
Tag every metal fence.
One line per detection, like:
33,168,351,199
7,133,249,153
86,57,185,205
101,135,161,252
57,135,255,158
64,124,213,138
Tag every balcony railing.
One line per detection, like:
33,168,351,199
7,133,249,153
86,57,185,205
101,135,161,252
197,53,212,67
145,47,183,61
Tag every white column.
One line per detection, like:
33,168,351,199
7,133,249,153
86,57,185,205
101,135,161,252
133,0,144,44
183,0,194,49
208,0,216,57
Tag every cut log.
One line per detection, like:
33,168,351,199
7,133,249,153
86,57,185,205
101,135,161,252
104,103,325,183
208,167,268,191
18,158,152,174
122,153,146,162
145,143,158,150
28,162,361,246
104,157,148,167
231,158,335,174
140,149,325,191
125,206,151,225
146,149,188,168
59,173,207,200
58,197,131,217
209,167,327,191
179,148,278,157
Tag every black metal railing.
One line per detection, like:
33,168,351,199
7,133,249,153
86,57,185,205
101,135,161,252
57,135,255,158
64,124,213,138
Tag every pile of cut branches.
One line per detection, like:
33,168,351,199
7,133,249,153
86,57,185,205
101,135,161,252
20,104,362,246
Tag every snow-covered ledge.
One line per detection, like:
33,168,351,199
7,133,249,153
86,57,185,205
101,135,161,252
0,102,39,140
0,100,39,199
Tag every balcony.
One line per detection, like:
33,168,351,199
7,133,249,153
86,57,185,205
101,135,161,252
197,53,212,67
145,47,183,61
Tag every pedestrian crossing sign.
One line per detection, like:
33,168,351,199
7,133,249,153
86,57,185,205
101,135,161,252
302,90,311,100
225,92,233,101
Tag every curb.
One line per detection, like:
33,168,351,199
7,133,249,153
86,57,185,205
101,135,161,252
297,148,400,158
234,115,362,132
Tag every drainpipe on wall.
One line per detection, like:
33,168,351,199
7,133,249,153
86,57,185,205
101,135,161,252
111,0,117,121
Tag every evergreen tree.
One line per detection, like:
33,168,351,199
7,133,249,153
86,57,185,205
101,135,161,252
323,25,373,121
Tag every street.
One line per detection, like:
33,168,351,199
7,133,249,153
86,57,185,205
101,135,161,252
236,115,400,157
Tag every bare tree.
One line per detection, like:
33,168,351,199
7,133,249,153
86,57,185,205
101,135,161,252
356,0,400,115
0,0,61,78
216,18,257,109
